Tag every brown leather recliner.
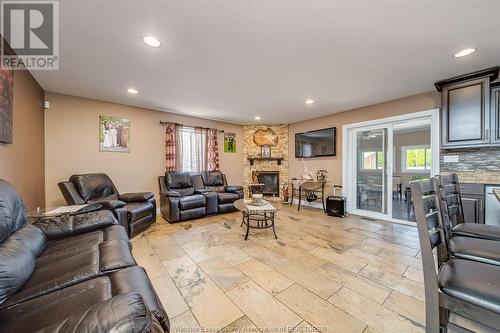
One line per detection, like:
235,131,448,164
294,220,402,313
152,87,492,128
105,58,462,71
198,171,244,213
158,172,211,223
0,179,168,332
58,173,156,237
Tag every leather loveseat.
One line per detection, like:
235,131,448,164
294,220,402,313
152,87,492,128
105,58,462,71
59,173,156,237
196,171,244,213
0,179,169,332
159,171,243,223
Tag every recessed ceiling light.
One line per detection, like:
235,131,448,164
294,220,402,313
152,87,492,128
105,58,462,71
142,35,161,48
254,116,261,121
453,48,476,58
127,88,139,94
305,99,315,105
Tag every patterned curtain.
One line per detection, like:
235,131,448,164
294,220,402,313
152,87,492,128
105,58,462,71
165,122,177,172
207,128,220,171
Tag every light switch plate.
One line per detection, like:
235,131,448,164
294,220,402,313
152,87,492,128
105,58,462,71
443,155,459,163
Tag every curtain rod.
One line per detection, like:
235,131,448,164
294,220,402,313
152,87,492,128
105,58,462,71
159,121,225,133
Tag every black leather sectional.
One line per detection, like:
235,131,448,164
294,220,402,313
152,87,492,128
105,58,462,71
0,179,169,332
59,173,157,237
159,171,244,223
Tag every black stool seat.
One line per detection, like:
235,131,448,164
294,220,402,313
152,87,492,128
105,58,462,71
450,237,500,266
452,223,500,241
438,259,500,314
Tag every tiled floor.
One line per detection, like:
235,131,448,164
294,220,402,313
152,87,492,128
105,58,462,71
131,203,431,333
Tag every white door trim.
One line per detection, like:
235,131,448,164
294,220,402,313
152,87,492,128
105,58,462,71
342,108,440,223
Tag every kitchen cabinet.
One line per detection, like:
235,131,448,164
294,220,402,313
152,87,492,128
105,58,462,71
435,67,499,149
491,83,500,146
460,183,485,224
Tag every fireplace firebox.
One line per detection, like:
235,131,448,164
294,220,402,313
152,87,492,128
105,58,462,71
256,171,280,195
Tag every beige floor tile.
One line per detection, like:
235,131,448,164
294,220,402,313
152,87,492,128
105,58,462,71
227,281,302,332
328,287,424,333
350,243,384,256
275,261,342,299
211,244,253,265
163,255,207,288
276,284,366,333
180,277,243,330
198,257,249,291
242,244,288,268
378,250,423,270
151,274,190,319
291,321,320,333
272,244,328,270
220,315,260,333
383,290,425,326
180,241,219,262
237,259,294,295
342,248,408,275
150,237,186,261
362,238,419,257
170,311,201,333
362,327,380,333
308,247,366,273
359,265,425,302
403,267,424,284
132,238,167,278
317,263,391,304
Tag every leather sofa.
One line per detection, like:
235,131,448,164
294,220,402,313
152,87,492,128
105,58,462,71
0,179,169,332
159,171,243,223
59,173,156,237
198,171,244,213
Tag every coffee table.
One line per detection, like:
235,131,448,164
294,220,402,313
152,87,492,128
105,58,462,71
234,199,278,240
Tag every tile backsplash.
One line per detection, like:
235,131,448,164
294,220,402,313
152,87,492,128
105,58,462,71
440,148,500,184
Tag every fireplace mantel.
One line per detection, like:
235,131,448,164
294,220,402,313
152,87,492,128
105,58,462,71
247,156,284,166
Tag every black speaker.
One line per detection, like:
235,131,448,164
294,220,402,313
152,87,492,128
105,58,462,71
326,186,346,217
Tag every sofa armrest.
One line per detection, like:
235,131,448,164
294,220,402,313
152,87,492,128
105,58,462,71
119,192,155,203
195,188,213,195
161,190,181,197
50,293,157,333
33,210,118,240
225,185,243,193
94,199,127,210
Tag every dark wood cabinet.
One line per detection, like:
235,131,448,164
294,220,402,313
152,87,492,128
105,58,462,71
491,83,500,146
435,67,499,149
460,183,485,224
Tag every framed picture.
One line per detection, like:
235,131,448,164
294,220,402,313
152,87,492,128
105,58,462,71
261,145,271,158
224,132,236,153
0,39,14,144
99,115,130,152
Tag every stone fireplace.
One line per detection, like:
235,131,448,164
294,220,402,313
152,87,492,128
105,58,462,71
243,124,289,198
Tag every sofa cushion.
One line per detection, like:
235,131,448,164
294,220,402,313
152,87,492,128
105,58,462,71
201,171,224,186
126,202,154,222
179,195,206,210
8,224,46,257
217,192,240,204
166,172,193,189
0,235,35,305
70,174,117,202
0,180,28,243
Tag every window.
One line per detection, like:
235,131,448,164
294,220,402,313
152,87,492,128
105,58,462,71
402,145,431,173
179,126,207,172
361,151,384,170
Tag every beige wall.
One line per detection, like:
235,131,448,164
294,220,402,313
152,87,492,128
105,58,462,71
44,93,244,207
288,91,440,193
0,70,45,210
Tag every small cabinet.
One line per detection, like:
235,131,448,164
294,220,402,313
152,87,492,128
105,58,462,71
460,183,485,224
435,67,499,149
491,83,500,145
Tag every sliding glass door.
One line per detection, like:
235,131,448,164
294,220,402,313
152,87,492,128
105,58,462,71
344,110,439,223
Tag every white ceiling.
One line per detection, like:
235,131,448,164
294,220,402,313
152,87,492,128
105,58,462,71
31,0,500,125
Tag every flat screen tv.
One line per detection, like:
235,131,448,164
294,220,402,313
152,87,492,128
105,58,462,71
295,127,336,158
